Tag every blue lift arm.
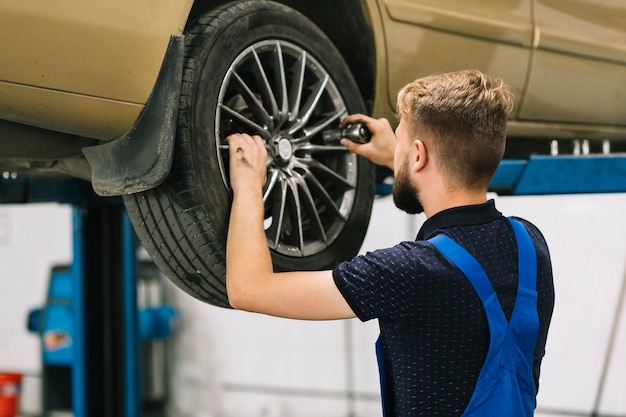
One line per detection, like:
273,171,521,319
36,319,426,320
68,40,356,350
489,154,626,196
373,153,626,197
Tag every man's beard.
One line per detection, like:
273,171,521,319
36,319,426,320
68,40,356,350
392,159,424,214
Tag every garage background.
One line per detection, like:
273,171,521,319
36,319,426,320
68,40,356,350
1,192,625,417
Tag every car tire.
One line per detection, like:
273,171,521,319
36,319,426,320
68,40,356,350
123,0,375,308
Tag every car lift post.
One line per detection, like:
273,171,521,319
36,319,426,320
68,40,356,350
1,178,144,417
75,203,140,417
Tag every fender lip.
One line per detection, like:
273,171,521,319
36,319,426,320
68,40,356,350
83,35,184,197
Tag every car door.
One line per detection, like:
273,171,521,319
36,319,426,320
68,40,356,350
520,0,626,129
380,0,535,116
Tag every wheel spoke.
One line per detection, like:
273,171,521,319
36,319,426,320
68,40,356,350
300,111,345,142
298,166,346,222
302,158,355,189
288,74,329,135
267,178,288,249
292,170,327,243
285,177,305,254
250,46,280,120
271,42,289,127
263,168,280,204
219,104,270,139
288,51,307,124
291,111,345,145
296,144,349,153
230,69,273,130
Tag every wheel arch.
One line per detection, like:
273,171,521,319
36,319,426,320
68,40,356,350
185,0,377,114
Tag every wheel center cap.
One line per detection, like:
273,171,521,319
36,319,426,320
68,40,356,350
276,137,293,161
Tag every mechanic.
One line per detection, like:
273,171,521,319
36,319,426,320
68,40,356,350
225,69,555,417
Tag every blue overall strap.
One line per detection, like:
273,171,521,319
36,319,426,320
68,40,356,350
427,234,497,306
428,218,539,417
376,336,391,417
427,218,537,306
506,218,540,363
509,218,537,292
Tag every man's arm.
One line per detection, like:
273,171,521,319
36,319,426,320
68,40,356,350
225,133,356,320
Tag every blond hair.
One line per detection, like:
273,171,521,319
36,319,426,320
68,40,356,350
397,70,514,189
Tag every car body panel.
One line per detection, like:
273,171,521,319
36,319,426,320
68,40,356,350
534,0,626,64
0,82,143,141
382,0,534,119
521,51,626,128
378,0,626,140
0,0,624,171
360,0,392,120
520,0,626,127
0,0,193,140
384,0,535,47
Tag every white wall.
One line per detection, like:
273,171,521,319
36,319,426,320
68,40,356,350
0,204,72,373
495,195,626,417
0,203,72,416
2,194,626,417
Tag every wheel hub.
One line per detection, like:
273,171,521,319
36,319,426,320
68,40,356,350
271,137,294,165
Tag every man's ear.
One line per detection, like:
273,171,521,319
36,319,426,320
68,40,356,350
412,139,427,173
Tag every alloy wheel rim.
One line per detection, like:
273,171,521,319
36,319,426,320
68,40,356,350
216,40,358,257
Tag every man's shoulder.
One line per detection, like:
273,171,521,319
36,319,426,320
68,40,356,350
507,216,550,247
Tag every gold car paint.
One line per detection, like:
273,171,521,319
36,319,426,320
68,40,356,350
384,0,535,46
1,0,625,144
0,81,144,142
534,0,626,64
381,0,534,121
362,0,394,121
520,0,626,128
379,0,626,139
0,0,193,140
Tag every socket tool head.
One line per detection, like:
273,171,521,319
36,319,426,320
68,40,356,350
322,123,371,144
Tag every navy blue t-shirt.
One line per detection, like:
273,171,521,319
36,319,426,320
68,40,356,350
333,200,554,417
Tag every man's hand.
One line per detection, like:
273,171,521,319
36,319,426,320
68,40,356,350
224,132,356,320
339,114,396,170
226,133,268,194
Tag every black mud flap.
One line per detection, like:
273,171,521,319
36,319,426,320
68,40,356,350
83,35,184,197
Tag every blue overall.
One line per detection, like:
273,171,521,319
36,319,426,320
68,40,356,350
376,218,539,416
